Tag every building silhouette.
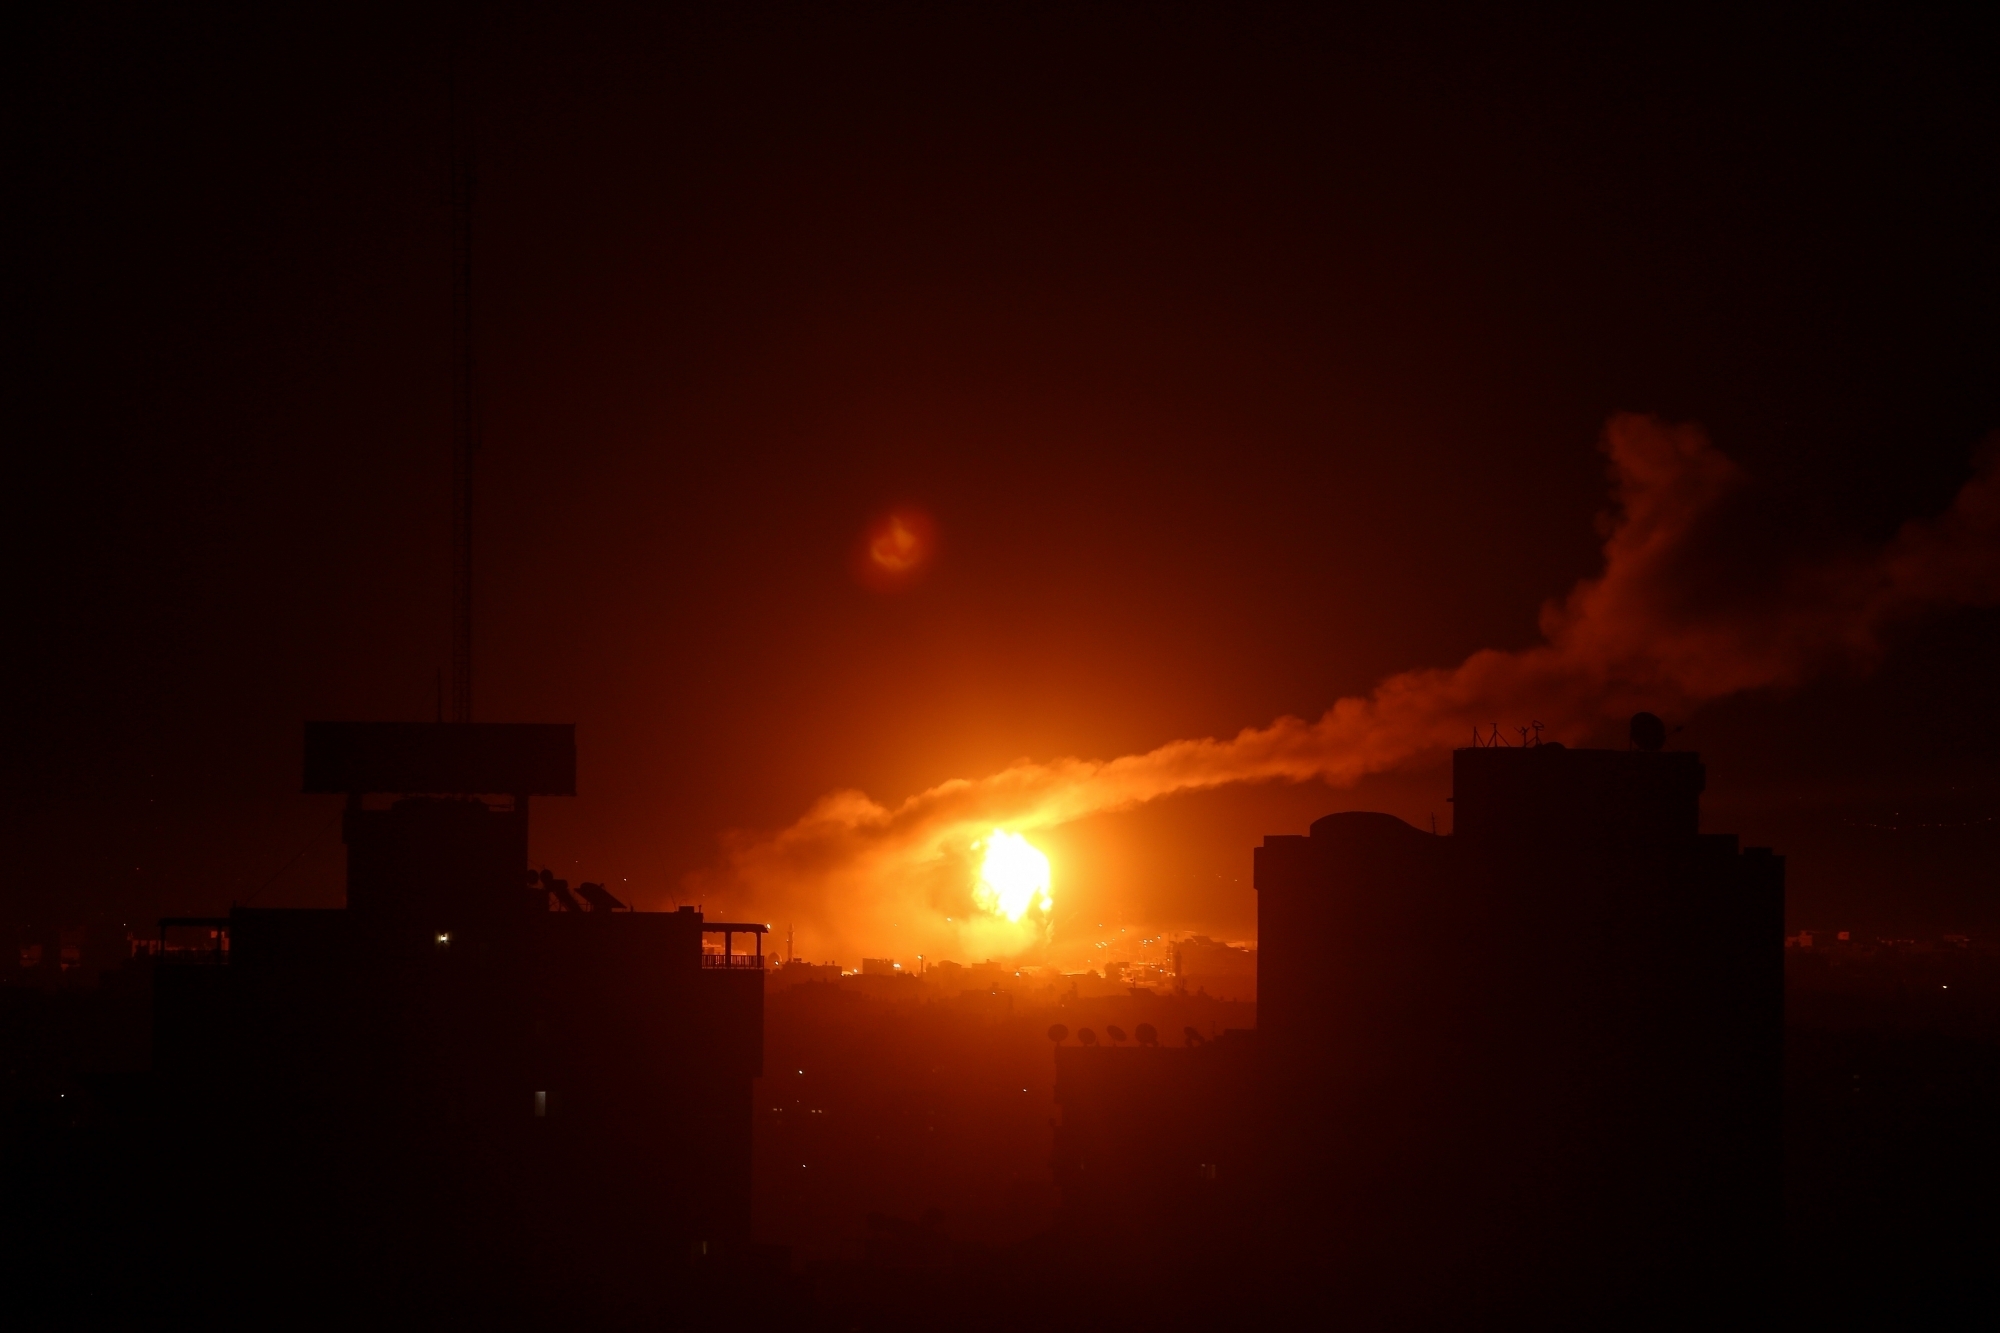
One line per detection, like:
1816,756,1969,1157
150,722,766,1321
1053,728,1782,1321
1170,934,1256,1000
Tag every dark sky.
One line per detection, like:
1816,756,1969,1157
10,4,1998,953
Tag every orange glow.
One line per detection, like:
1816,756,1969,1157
710,415,2000,966
972,829,1052,923
871,516,923,570
854,508,937,589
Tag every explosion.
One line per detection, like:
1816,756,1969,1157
854,508,938,590
870,516,925,571
705,416,2000,963
973,830,1052,923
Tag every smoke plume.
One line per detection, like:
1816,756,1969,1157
703,416,2000,961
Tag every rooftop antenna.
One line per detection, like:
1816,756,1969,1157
448,42,478,724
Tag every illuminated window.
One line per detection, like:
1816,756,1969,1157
534,1090,547,1117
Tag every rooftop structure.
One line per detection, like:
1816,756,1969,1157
152,722,765,1321
1052,725,1782,1322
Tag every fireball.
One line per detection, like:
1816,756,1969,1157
972,829,1052,923
854,508,938,590
870,515,925,571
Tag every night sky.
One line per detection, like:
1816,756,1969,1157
12,5,1998,958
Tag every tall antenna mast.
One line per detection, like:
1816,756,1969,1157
448,57,478,724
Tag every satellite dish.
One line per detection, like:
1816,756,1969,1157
1046,1024,1068,1044
1078,1028,1098,1046
575,881,627,912
1629,712,1667,752
1135,1023,1158,1047
1183,1026,1205,1047
1105,1025,1128,1044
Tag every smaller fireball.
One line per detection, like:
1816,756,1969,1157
854,508,938,589
871,515,924,571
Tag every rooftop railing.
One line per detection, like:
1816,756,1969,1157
700,952,764,969
699,920,768,971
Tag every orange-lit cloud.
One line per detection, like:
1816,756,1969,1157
854,508,938,590
711,417,2000,962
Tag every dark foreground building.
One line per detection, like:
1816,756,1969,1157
151,723,766,1323
1054,728,1782,1324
